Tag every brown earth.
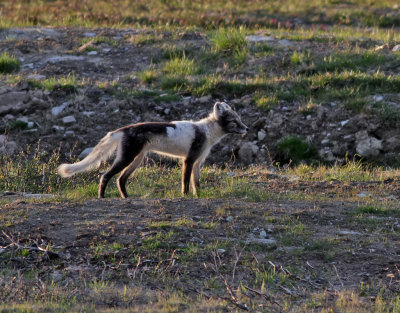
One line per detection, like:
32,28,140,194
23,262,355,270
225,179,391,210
1,175,400,311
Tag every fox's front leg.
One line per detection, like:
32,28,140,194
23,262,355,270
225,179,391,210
182,159,194,196
191,161,201,196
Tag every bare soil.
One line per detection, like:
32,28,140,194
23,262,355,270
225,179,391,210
1,176,400,311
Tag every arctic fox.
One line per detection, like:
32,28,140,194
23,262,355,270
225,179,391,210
58,102,248,198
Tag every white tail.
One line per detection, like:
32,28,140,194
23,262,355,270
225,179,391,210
57,131,123,177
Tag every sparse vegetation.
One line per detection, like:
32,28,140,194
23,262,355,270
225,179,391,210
276,135,318,164
2,1,400,312
28,73,82,92
0,52,20,73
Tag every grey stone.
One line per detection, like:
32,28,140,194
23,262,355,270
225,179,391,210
338,230,362,236
0,141,18,155
78,147,94,159
392,44,400,52
355,131,382,157
52,125,65,132
259,230,267,239
26,74,46,80
278,39,293,47
340,120,349,127
245,35,274,42
199,95,212,104
245,236,277,248
373,95,384,102
62,115,76,124
257,129,266,141
238,141,259,164
0,92,30,115
46,55,86,63
51,102,68,117
50,270,63,283
82,111,95,117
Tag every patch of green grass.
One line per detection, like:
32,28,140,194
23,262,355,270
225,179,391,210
253,91,279,111
28,73,82,92
80,36,117,46
138,68,158,84
344,97,370,113
290,51,310,65
353,205,400,218
250,42,275,56
0,143,96,195
314,51,388,72
9,120,29,130
0,52,20,73
129,33,163,46
141,230,175,251
210,27,247,55
276,135,318,164
161,44,193,60
285,160,386,182
163,55,198,76
160,75,188,92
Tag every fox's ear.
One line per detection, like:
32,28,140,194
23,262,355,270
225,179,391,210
213,102,230,117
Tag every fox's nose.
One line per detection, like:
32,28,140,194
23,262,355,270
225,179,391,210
245,127,249,132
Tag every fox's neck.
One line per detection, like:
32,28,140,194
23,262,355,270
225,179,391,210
196,114,226,145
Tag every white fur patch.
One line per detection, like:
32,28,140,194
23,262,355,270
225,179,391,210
149,122,195,158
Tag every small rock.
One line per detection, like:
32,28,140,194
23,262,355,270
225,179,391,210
82,111,95,117
357,191,371,198
46,55,86,64
62,115,76,124
257,129,266,141
226,216,234,222
392,44,400,52
26,74,46,80
321,138,330,145
338,230,362,236
199,95,212,104
87,51,98,56
0,141,18,155
51,103,68,117
64,130,75,136
52,125,65,132
278,39,293,47
0,135,6,145
84,32,97,37
355,131,382,157
78,147,94,159
217,249,226,253
245,35,274,42
259,230,267,239
372,95,384,102
245,237,277,248
341,120,349,127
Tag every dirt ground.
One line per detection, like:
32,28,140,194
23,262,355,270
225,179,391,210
1,175,400,311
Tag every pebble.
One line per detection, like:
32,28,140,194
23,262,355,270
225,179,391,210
62,115,76,124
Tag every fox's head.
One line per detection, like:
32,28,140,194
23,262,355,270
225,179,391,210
214,102,248,134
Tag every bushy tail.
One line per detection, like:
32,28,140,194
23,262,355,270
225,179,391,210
58,131,123,177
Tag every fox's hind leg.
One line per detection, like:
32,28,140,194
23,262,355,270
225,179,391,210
117,152,145,198
98,142,139,198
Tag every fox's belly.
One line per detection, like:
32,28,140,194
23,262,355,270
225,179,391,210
148,137,190,158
